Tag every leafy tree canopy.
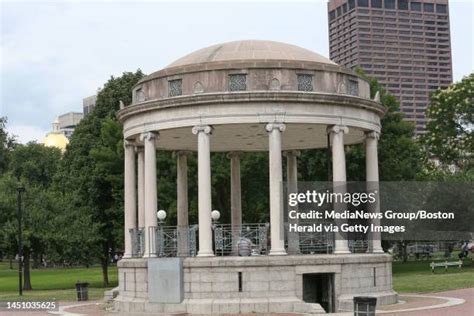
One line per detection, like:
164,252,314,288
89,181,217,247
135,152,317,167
0,117,17,175
58,70,144,286
423,73,473,170
345,68,425,181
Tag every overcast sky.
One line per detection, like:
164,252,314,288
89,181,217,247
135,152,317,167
1,0,473,143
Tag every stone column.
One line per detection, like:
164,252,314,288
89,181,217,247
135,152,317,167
285,150,301,255
327,125,350,254
123,140,136,258
228,152,242,255
228,152,242,226
176,151,190,256
366,131,384,253
141,132,158,258
266,123,287,256
137,147,145,229
192,125,214,257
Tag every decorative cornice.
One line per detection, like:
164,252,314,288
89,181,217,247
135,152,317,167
116,91,387,123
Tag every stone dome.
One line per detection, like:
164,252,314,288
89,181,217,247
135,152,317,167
166,40,337,68
121,40,384,151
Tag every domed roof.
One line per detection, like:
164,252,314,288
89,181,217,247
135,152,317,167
43,132,69,151
166,40,337,68
42,117,68,150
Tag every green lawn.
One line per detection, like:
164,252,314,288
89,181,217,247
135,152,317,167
1,258,473,300
392,259,474,293
0,261,117,301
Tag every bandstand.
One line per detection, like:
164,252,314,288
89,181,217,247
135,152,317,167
115,40,397,314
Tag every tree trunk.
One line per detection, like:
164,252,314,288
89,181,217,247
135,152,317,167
402,242,408,263
23,248,32,290
101,258,109,287
32,252,39,269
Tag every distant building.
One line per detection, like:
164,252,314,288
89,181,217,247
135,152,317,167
57,112,83,139
43,112,83,150
327,0,453,134
83,95,97,116
43,118,69,151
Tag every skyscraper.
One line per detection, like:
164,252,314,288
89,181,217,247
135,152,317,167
328,0,452,134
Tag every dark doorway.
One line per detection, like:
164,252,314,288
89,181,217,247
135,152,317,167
302,273,335,313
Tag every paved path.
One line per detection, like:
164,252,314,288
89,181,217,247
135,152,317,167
1,288,472,315
378,288,474,316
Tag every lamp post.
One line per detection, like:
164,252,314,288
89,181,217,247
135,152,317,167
16,186,25,296
211,210,220,225
157,210,167,257
211,210,221,255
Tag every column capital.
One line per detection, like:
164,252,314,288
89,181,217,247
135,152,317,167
226,151,243,159
365,130,380,140
265,122,286,133
124,139,136,148
173,150,192,158
283,150,301,158
192,125,212,135
139,131,158,142
327,125,348,135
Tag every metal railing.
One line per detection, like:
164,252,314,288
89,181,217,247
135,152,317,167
213,223,269,256
154,225,198,257
284,223,334,254
131,224,372,257
297,232,334,254
349,239,369,253
130,225,197,257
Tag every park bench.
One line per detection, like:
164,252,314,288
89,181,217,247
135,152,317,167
430,260,462,272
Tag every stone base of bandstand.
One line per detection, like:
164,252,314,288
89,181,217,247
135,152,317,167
115,254,397,314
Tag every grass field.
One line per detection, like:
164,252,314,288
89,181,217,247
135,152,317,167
0,262,117,301
392,259,474,293
0,258,473,301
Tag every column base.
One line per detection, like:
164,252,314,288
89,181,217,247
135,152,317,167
122,253,133,259
368,248,385,254
334,249,351,254
269,248,288,256
197,250,215,257
142,253,157,258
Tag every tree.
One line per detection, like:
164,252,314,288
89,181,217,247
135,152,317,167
423,73,473,170
0,117,16,176
356,68,425,181
0,143,62,290
321,70,426,259
298,70,424,183
59,70,144,286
